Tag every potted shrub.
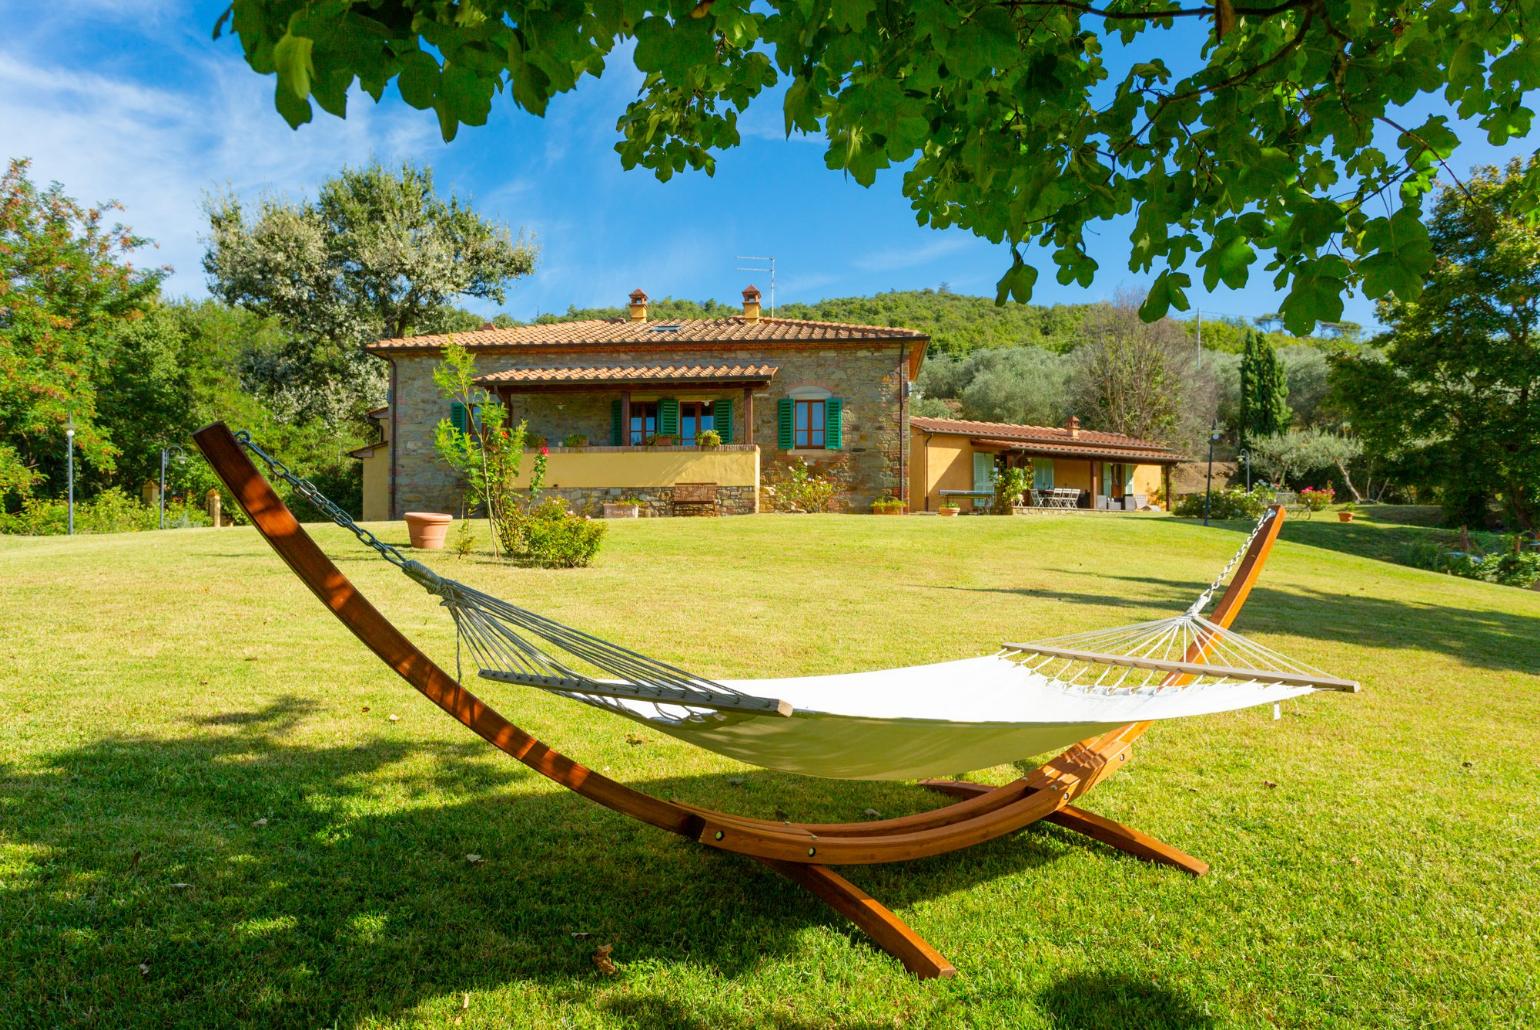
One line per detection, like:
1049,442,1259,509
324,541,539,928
938,501,960,517
563,433,588,449
648,433,679,447
697,429,722,449
603,496,643,519
1338,501,1358,522
871,495,905,516
404,511,454,549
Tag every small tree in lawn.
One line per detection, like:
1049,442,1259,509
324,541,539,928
432,343,526,557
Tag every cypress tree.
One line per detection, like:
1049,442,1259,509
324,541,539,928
1239,329,1290,447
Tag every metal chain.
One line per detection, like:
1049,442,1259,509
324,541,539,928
236,430,412,570
1185,507,1277,617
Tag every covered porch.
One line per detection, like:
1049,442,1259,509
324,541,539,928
474,363,777,515
910,416,1184,514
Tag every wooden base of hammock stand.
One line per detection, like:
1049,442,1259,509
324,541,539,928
193,422,1283,981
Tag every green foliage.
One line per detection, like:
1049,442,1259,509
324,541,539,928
0,158,164,508
696,429,722,449
431,344,528,558
870,495,904,513
1067,299,1208,448
991,467,1029,515
1413,541,1540,590
774,459,836,513
1239,331,1290,447
1332,161,1540,530
205,162,536,428
1248,429,1363,489
502,498,605,568
0,487,211,536
218,3,1538,331
1173,485,1273,521
562,433,588,448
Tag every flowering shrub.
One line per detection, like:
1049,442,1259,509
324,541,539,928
505,498,606,568
1299,486,1335,512
775,459,836,513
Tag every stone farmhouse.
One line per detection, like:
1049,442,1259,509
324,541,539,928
354,286,1184,519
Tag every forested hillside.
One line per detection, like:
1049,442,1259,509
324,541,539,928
536,289,1345,358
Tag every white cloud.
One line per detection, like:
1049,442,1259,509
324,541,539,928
853,234,976,273
0,38,438,298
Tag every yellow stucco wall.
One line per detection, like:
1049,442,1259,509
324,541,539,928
513,447,759,489
1132,463,1165,506
360,448,389,521
910,429,983,510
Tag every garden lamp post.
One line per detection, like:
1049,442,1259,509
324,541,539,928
1203,422,1221,526
66,416,75,535
159,445,184,529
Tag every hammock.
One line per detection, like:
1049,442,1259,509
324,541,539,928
193,422,1360,980
236,432,1356,781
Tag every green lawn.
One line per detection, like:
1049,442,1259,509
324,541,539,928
2,512,1537,1028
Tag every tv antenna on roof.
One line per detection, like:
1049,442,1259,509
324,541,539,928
736,255,776,316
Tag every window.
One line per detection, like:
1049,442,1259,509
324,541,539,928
679,401,715,445
973,452,996,493
1032,460,1054,491
628,401,658,445
794,398,825,448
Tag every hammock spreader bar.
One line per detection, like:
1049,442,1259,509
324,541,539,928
1002,642,1360,692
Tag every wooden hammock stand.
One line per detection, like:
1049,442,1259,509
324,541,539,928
195,422,1287,980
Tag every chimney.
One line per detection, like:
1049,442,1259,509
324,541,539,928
741,284,762,321
628,288,649,321
1066,415,1080,439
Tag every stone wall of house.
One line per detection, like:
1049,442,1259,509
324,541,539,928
384,342,911,516
537,484,756,518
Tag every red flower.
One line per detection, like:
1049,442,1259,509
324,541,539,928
540,445,549,456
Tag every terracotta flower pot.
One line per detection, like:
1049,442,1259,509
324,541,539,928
404,511,454,549
1338,511,1356,522
938,508,959,517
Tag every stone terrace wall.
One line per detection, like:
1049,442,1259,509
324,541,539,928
384,342,910,516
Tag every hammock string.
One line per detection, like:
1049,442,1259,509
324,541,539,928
234,431,1353,706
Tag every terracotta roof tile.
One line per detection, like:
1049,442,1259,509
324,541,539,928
475,364,779,385
367,316,927,352
913,416,1183,462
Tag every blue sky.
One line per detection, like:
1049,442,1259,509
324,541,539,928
2,0,1532,327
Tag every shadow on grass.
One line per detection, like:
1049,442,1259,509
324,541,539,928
1038,971,1214,1029
0,696,1086,1026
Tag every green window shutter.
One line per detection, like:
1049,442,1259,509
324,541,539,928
825,397,844,450
715,397,734,443
449,401,468,433
658,397,679,436
777,398,794,450
609,398,623,446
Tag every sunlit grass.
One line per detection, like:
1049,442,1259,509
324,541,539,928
1,512,1536,1027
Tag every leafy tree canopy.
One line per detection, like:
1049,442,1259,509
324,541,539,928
205,161,536,426
0,158,164,505
218,0,1535,333
1333,160,1540,529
